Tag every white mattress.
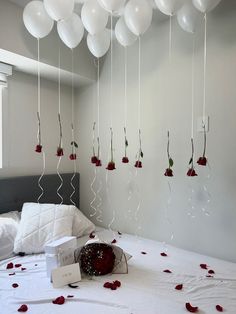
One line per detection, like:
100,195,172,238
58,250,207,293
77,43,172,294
0,228,236,314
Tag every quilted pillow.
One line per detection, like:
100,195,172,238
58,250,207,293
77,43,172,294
14,203,75,254
73,207,95,238
0,217,19,261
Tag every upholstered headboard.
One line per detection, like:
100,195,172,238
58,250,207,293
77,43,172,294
0,173,80,214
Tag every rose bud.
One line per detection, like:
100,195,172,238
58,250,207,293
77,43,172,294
187,168,198,177
122,157,129,163
91,156,98,164
106,161,116,170
197,156,207,166
96,159,102,167
56,147,64,157
69,154,76,160
164,168,173,177
35,144,42,153
135,161,142,168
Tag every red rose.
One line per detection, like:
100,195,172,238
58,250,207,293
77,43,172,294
216,305,223,312
185,302,198,313
96,159,102,167
35,144,42,153
187,168,198,177
122,157,129,163
135,160,142,168
52,296,65,305
103,282,112,289
91,156,98,164
17,305,28,312
197,156,207,166
6,262,14,269
106,161,116,170
164,168,173,177
113,280,121,288
56,147,64,157
69,153,76,160
200,264,208,270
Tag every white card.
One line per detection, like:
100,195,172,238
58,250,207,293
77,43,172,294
52,263,81,288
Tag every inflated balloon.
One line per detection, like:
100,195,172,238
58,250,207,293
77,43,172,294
23,1,54,39
124,0,153,36
192,0,221,13
87,29,110,58
81,0,108,35
115,16,137,47
98,0,126,13
44,0,74,21
154,0,185,16
57,13,84,49
177,2,202,33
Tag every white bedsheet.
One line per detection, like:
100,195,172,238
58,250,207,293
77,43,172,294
0,228,236,314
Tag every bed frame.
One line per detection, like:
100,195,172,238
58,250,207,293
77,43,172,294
0,173,80,214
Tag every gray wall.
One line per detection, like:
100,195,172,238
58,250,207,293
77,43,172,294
1,71,77,177
76,0,236,262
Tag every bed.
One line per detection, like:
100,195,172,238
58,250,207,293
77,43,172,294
0,174,236,314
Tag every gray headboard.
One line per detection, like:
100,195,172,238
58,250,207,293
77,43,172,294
0,173,79,214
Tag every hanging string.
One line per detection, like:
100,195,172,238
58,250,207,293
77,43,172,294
203,13,207,119
36,38,45,203
70,49,77,206
90,167,98,217
169,15,172,66
97,58,100,137
107,171,115,232
124,47,128,128
110,13,113,128
191,36,195,140
57,45,63,204
138,37,141,130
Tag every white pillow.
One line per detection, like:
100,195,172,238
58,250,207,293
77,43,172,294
0,211,21,222
14,203,75,254
73,207,95,237
0,217,19,261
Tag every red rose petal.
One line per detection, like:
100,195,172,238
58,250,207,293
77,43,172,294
21,268,26,271
12,283,19,288
206,275,213,278
15,264,22,268
67,295,74,298
103,282,112,289
175,284,183,290
216,305,223,312
118,231,122,235
113,280,121,288
35,264,38,266
9,272,15,276
200,263,208,270
6,262,14,269
141,251,147,255
186,302,199,313
208,269,215,274
111,284,117,290
89,232,95,239
52,296,65,305
161,252,168,257
17,304,28,312
163,269,172,273
111,239,117,244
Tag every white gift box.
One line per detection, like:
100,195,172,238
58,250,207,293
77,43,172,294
45,236,77,277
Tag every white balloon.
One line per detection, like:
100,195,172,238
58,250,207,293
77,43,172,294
124,0,153,36
177,2,202,33
155,0,185,16
23,1,54,39
44,0,74,21
81,0,108,35
87,29,110,58
115,16,137,46
57,13,84,49
98,0,126,13
192,0,221,13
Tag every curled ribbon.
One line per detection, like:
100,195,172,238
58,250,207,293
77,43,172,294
56,156,63,204
90,167,97,218
37,151,46,203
